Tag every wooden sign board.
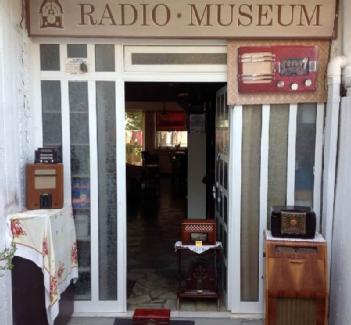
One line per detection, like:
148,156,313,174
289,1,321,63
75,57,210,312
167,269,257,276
27,0,337,39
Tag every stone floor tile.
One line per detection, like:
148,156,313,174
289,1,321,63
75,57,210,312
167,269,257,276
127,293,151,305
164,298,177,310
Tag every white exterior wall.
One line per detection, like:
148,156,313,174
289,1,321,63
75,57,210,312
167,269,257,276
330,99,351,325
0,1,33,324
187,133,206,219
329,0,351,324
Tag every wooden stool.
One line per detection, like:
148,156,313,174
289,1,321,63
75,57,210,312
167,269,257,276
133,308,170,325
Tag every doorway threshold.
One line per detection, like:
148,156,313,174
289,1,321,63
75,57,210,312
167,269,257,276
69,312,263,325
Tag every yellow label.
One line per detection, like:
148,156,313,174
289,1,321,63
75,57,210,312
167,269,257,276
195,241,203,247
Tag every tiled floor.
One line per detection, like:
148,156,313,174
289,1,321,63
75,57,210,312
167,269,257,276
127,176,185,310
127,177,222,311
67,178,266,324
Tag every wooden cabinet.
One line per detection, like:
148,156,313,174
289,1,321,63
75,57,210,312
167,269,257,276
265,233,328,325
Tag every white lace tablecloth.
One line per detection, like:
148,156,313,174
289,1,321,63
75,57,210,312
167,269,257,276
174,241,222,254
6,207,79,325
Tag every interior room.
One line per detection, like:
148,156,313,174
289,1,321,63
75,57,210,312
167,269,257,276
125,82,225,311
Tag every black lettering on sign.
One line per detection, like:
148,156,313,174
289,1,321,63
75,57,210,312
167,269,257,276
188,4,213,26
238,4,253,26
298,5,321,26
152,4,171,26
277,5,296,27
257,4,273,26
120,4,138,26
217,4,236,27
79,4,97,26
98,4,117,25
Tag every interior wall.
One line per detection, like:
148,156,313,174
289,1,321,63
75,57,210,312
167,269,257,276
144,112,155,152
0,1,33,324
187,133,206,219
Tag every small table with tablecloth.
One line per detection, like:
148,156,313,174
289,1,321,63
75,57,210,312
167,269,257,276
6,207,79,325
174,241,222,310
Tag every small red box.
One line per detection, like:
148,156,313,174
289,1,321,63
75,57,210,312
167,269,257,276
133,308,170,325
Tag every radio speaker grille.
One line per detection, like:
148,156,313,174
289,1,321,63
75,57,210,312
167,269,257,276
276,298,316,325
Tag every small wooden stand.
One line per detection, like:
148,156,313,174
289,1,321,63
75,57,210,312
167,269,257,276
175,243,222,310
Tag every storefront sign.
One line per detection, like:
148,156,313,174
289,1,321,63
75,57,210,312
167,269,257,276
27,0,337,39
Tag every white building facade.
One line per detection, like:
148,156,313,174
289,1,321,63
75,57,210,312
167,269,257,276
1,0,351,324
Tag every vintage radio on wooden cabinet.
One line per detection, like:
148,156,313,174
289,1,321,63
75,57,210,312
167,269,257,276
26,163,63,209
271,206,316,239
265,232,328,325
181,219,216,245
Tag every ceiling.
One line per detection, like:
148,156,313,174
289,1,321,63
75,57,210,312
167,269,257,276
125,82,225,110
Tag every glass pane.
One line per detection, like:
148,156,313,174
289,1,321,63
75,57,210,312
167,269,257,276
223,195,228,225
40,44,60,71
125,112,144,166
295,103,317,207
71,145,90,176
223,227,228,260
41,80,62,112
96,81,117,300
41,81,62,157
224,161,228,190
267,105,289,228
157,131,188,147
131,53,227,65
68,44,87,58
95,45,115,72
69,81,91,300
241,105,261,302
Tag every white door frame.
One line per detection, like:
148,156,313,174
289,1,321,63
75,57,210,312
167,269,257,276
30,38,324,316
30,38,229,315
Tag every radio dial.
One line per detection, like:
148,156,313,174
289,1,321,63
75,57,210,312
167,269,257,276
277,80,285,88
305,79,313,87
291,83,299,91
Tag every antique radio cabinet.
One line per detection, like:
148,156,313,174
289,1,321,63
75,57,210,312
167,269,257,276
26,163,63,209
181,219,216,245
265,232,328,325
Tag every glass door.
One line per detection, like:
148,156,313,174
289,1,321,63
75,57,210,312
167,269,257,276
39,43,124,312
214,86,230,307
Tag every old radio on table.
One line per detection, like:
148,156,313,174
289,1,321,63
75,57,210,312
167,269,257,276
34,147,60,164
181,219,216,245
271,206,316,239
26,163,63,209
238,45,318,94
